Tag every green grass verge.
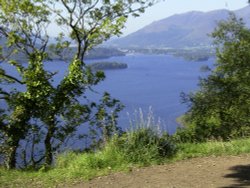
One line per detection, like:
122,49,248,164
173,138,250,161
1,137,250,188
0,143,131,188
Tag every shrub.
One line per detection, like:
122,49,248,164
174,115,250,143
111,128,176,165
110,108,177,165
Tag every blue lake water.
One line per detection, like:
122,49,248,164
1,54,214,134
86,54,214,134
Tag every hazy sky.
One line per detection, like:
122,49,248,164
123,0,249,36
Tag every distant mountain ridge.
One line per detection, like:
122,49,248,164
107,6,250,48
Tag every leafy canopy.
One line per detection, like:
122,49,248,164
181,14,250,141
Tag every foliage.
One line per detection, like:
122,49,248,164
0,0,157,169
174,120,197,143
113,129,176,165
0,0,52,169
173,48,214,62
181,14,250,141
49,0,158,61
88,92,124,147
89,61,128,70
113,108,177,165
48,47,126,61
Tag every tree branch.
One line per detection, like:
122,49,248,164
1,73,24,84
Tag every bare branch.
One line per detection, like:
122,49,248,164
1,73,24,84
0,90,10,96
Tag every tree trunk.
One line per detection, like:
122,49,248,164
7,141,19,169
44,125,54,167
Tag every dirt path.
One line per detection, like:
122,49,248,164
70,154,250,188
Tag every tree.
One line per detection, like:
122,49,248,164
0,0,157,168
0,0,52,168
182,14,250,141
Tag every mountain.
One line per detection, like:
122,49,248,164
107,6,250,48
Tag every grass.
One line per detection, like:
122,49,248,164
174,138,250,161
2,137,250,187
0,144,131,188
0,141,161,187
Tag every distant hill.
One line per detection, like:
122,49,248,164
107,6,250,49
0,35,125,62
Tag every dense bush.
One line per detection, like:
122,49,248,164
111,127,176,165
174,115,250,143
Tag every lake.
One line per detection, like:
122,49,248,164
86,54,214,134
1,54,214,134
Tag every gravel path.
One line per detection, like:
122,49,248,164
67,154,250,188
